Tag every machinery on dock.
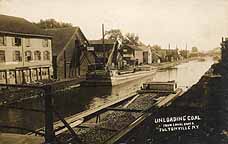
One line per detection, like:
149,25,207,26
84,38,157,86
85,38,122,81
86,63,110,80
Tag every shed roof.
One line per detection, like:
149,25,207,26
125,44,143,51
45,27,88,56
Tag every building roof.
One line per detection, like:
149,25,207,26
0,14,51,38
89,39,115,45
126,44,143,51
45,27,88,57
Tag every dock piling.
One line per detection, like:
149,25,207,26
43,86,55,143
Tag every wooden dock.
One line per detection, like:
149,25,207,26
28,92,138,136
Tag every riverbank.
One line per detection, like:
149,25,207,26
150,57,202,69
124,61,228,143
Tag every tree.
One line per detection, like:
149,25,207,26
192,47,198,53
151,45,161,50
124,32,140,45
105,29,124,41
104,29,140,45
34,19,73,29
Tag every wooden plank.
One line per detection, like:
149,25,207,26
155,88,183,108
54,116,84,138
55,119,84,135
105,108,143,113
78,123,118,132
123,94,139,108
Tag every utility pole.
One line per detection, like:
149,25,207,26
168,43,171,61
102,24,105,65
185,43,188,58
64,50,67,79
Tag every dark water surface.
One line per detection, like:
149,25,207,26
0,58,215,134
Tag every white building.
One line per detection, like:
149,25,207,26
0,14,53,84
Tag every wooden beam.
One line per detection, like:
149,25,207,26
64,50,67,79
29,69,32,83
4,70,7,84
77,123,118,132
54,118,83,135
47,67,50,80
36,68,39,81
14,70,17,84
123,94,139,108
52,56,58,80
105,107,143,113
22,70,26,84
43,86,55,143
39,68,42,80
54,110,82,143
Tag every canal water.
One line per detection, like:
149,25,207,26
0,58,215,134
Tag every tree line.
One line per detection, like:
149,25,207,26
34,19,141,45
34,19,73,29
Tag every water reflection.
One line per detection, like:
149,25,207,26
0,58,215,134
152,59,214,91
53,86,112,116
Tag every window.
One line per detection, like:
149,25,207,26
43,51,50,60
42,39,49,47
0,36,6,46
13,51,21,62
25,51,32,62
0,50,5,63
25,38,30,47
34,51,41,60
13,37,22,46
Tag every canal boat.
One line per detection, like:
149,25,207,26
137,80,178,94
111,68,157,86
82,63,157,86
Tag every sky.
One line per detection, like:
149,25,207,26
0,0,228,51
